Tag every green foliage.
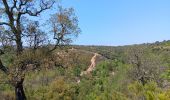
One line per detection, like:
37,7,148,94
0,44,170,99
76,61,129,100
128,81,170,100
45,77,77,100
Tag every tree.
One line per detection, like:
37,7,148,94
49,6,81,51
0,0,56,99
0,1,81,99
25,21,46,50
127,46,162,85
0,26,14,50
0,0,55,54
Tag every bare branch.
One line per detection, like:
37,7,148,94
11,0,17,12
0,22,10,26
0,59,9,74
2,0,15,28
2,0,10,12
22,0,55,16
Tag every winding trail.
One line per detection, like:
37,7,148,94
76,52,114,83
80,53,99,76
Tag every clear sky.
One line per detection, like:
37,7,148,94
61,0,170,46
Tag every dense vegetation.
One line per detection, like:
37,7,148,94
0,41,170,100
0,0,170,100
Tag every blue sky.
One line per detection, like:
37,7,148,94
60,0,170,46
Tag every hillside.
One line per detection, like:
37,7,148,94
0,41,170,99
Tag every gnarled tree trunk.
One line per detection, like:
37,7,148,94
15,82,26,100
15,33,23,55
0,59,27,100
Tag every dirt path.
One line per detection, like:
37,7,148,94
80,53,99,76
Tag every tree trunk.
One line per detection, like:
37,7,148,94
15,83,26,100
15,33,23,55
